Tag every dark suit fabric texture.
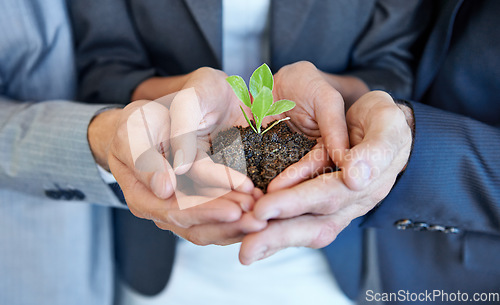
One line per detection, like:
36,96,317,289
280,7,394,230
363,0,500,303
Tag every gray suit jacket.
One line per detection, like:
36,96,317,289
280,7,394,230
0,1,123,304
70,0,427,104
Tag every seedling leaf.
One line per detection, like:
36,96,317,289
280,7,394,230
251,87,273,133
227,63,296,134
249,63,273,99
266,99,296,116
226,75,251,108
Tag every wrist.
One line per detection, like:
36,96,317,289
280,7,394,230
320,72,370,109
132,74,191,101
88,108,121,171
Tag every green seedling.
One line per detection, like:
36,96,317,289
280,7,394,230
226,63,296,134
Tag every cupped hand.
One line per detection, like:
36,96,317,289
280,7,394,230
100,99,264,246
239,90,413,264
272,61,353,163
266,61,374,190
167,67,255,195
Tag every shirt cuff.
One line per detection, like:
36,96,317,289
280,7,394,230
97,164,117,184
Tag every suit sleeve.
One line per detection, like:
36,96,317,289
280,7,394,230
363,102,500,236
68,0,156,104
0,97,124,207
345,0,433,99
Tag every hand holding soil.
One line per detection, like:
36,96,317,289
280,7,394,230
240,90,413,265
116,62,412,260
103,69,269,247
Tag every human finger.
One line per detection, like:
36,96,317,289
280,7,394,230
187,149,254,194
178,212,267,246
254,171,352,221
239,214,349,265
195,187,257,212
112,100,176,199
109,154,242,227
169,87,204,175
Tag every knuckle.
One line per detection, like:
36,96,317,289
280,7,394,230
222,208,242,223
195,66,226,79
365,90,393,101
167,212,189,229
326,194,346,214
295,114,315,129
322,196,341,214
290,187,313,213
310,221,339,249
113,122,128,147
294,60,316,70
195,66,213,75
302,180,340,215
311,81,342,108
154,221,170,231
378,104,399,121
185,230,209,246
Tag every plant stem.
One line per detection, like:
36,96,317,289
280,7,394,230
240,105,258,133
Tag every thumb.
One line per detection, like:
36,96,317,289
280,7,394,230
341,136,396,191
169,88,204,175
342,94,411,191
121,100,176,199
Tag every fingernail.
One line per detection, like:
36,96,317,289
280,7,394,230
173,150,184,174
352,161,371,186
259,209,280,221
151,172,169,199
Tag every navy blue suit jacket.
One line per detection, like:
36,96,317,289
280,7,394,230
362,0,500,302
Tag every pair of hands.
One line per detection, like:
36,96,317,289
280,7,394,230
241,62,413,264
88,61,413,264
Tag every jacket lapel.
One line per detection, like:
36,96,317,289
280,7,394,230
183,0,317,69
270,0,317,68
184,0,222,66
414,0,464,101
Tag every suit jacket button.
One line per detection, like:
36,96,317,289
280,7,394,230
444,226,460,234
428,224,445,232
413,222,429,231
60,189,74,200
45,189,61,200
394,219,413,230
70,189,86,200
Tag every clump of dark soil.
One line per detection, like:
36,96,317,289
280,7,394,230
210,121,317,192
